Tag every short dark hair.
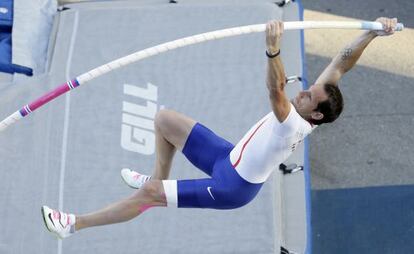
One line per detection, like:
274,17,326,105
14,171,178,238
309,83,344,125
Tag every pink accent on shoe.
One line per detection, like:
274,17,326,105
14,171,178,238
139,204,153,213
133,173,141,181
53,210,61,220
67,215,71,226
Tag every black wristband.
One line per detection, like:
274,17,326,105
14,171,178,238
266,49,281,58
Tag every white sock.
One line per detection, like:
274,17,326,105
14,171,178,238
68,214,76,233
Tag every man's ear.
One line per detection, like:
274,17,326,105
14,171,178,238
311,111,324,121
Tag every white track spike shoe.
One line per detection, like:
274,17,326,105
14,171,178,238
121,168,151,189
41,206,76,239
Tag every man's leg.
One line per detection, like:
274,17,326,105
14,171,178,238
42,110,196,238
75,180,166,231
42,180,169,238
152,109,196,179
123,110,232,188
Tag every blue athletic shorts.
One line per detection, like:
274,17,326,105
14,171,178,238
178,123,263,209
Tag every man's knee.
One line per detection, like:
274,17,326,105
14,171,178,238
154,109,195,150
154,109,175,133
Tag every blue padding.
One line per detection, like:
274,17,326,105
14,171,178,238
0,62,33,75
0,32,33,76
0,0,13,28
0,0,33,76
0,33,12,65
312,185,414,253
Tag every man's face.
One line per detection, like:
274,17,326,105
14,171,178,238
292,84,329,120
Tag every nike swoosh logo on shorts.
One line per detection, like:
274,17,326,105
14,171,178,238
207,186,215,200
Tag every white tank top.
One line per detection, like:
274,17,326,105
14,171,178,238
229,104,313,184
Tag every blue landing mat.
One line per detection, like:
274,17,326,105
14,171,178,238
312,185,414,253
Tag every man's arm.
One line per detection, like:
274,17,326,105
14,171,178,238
315,17,398,86
266,20,291,122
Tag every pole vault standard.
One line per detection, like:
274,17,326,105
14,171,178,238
0,21,404,131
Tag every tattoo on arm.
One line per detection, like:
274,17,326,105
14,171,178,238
341,48,353,61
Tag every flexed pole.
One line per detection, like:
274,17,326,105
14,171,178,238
0,21,404,131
